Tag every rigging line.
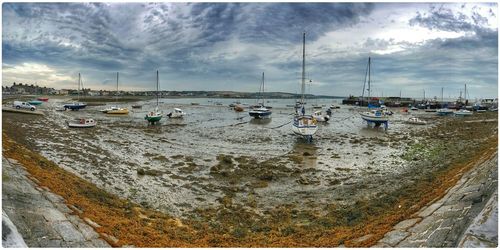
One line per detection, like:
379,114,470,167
269,120,292,129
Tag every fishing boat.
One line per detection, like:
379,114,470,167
291,32,318,141
28,100,43,105
167,108,185,118
312,110,329,122
67,118,96,128
103,72,129,115
436,108,454,116
359,57,389,129
37,97,49,102
63,73,87,111
406,117,427,125
454,109,472,116
145,70,163,124
249,72,272,119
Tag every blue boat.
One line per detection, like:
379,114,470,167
63,103,87,111
28,100,43,105
249,72,272,119
63,73,87,111
436,108,454,116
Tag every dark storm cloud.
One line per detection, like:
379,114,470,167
1,3,497,97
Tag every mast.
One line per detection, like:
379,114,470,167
156,70,159,107
116,72,119,103
464,84,467,102
301,32,306,105
262,72,265,105
441,87,444,103
78,73,80,102
367,57,371,100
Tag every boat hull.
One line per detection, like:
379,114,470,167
249,110,272,119
28,100,43,105
292,115,318,136
106,109,129,115
360,112,389,123
145,115,162,122
63,103,87,110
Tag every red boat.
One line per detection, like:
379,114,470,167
37,97,49,102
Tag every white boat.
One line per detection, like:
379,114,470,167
454,109,473,116
410,106,418,111
359,57,390,128
436,108,454,116
312,110,329,122
249,72,272,119
167,108,185,118
291,32,318,141
360,109,390,123
144,71,163,124
407,117,427,125
68,118,96,128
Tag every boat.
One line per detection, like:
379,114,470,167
291,32,318,141
104,72,129,115
229,101,241,108
454,109,473,116
234,105,244,112
190,102,200,105
63,73,87,111
312,110,329,122
167,108,185,118
132,104,142,109
67,118,96,128
436,108,454,116
406,117,427,125
359,57,389,128
330,105,340,109
28,100,43,105
249,72,272,119
215,102,223,106
145,70,163,124
37,97,49,102
410,106,418,111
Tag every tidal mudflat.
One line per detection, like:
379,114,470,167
2,98,497,246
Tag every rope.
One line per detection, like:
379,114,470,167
269,120,292,129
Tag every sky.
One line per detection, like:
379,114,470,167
2,2,498,98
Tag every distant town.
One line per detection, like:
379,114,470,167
2,82,342,99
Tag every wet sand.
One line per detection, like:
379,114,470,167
2,97,498,246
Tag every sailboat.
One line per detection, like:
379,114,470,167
145,70,163,124
437,87,453,116
359,57,390,128
63,73,87,111
249,72,272,119
105,72,129,115
454,83,473,116
291,32,318,141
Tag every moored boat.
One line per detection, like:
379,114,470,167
37,97,49,102
28,100,43,105
312,110,329,122
359,57,390,129
145,70,163,124
249,72,272,119
406,117,427,125
167,108,185,118
291,32,318,141
454,109,472,116
63,73,87,111
68,118,96,128
104,72,129,115
436,108,454,116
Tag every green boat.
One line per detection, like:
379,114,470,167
28,100,43,105
145,70,163,124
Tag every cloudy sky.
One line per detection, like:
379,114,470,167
2,2,498,98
